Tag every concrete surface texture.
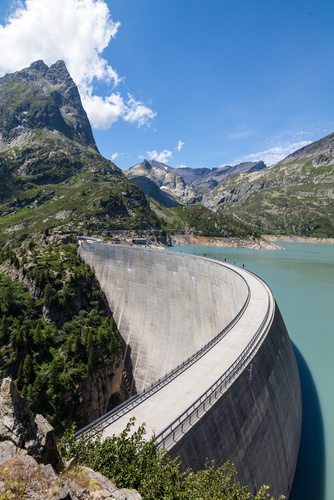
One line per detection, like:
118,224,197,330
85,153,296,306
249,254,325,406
78,243,302,499
79,243,249,393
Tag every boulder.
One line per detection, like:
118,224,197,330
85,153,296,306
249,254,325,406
0,378,143,499
0,377,61,469
0,376,36,448
0,440,28,465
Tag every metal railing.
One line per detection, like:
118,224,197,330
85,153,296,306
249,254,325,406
75,256,251,441
156,272,274,451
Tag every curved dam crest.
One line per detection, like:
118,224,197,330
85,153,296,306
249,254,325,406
78,242,302,498
79,242,249,393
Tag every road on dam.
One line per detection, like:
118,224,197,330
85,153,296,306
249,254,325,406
78,242,301,498
78,243,273,445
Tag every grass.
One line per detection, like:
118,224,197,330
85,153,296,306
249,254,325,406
0,456,59,499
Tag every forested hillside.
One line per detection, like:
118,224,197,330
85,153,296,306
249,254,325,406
0,238,125,434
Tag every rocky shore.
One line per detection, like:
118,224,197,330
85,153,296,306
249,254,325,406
169,233,282,250
263,235,334,245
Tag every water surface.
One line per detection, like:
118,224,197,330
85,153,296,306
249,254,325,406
169,242,334,500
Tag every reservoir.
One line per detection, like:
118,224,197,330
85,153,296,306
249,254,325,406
169,242,334,500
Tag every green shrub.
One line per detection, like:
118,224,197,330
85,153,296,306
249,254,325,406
59,418,284,500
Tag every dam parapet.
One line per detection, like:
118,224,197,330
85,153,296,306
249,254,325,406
78,242,302,499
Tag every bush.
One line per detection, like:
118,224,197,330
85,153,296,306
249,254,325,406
59,418,284,500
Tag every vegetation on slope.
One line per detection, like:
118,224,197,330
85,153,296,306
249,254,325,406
202,136,334,238
148,200,261,239
59,419,284,500
0,239,123,434
0,134,162,245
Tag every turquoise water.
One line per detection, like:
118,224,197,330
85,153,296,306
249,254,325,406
168,242,334,500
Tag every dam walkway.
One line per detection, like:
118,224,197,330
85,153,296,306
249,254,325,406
77,246,275,451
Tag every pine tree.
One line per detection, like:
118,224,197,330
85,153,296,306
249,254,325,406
22,354,34,385
16,361,24,390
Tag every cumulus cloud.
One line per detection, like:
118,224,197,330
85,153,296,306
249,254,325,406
147,149,173,164
0,0,155,129
123,94,156,126
243,141,312,166
111,152,119,162
176,140,184,151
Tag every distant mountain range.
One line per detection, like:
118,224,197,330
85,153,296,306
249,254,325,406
126,159,266,206
201,135,334,236
126,138,334,237
0,60,333,239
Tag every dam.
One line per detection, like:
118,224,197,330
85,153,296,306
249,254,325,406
78,242,302,499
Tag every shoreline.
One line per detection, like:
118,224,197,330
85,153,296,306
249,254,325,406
105,233,334,251
263,235,334,245
169,234,282,250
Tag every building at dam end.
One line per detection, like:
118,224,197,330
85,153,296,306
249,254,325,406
78,242,302,499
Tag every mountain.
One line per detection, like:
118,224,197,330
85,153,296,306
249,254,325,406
125,159,266,205
126,159,201,205
0,59,96,150
202,133,334,237
0,61,159,243
173,161,267,192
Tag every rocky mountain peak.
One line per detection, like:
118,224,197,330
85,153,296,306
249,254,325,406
0,60,97,150
141,159,153,170
126,159,201,205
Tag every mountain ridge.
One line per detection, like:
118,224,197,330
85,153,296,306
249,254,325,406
0,59,96,151
201,132,334,236
0,61,160,242
126,159,267,205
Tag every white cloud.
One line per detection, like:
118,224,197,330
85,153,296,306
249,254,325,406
123,94,156,126
111,152,119,162
176,140,184,151
82,92,126,129
147,149,173,164
178,164,188,169
243,141,312,166
0,0,155,129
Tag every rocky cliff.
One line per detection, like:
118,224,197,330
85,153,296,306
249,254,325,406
0,377,142,499
0,59,96,150
0,61,160,241
126,159,201,205
173,161,267,191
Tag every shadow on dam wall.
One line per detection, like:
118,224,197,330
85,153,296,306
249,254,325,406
78,243,302,498
290,344,325,500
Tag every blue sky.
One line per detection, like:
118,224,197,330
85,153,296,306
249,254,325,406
1,0,334,170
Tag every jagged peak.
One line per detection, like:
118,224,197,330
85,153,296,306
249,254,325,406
0,60,97,150
28,59,49,74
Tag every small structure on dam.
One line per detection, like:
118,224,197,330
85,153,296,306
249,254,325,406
78,242,302,499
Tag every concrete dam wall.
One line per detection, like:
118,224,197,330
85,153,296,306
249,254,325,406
79,242,249,393
78,242,302,499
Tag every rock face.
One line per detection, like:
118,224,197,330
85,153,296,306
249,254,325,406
76,359,126,425
0,377,61,469
0,61,158,240
174,161,267,191
0,60,96,150
0,377,143,499
125,159,267,207
126,159,201,205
